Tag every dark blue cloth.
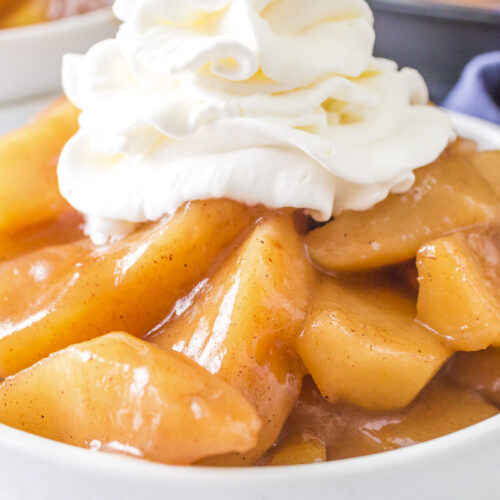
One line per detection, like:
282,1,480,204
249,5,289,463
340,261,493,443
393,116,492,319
444,51,500,125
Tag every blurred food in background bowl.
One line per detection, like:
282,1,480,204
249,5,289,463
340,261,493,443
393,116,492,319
0,0,112,29
368,0,500,102
0,5,117,104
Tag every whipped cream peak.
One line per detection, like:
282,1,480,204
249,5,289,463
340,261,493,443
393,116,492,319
59,0,456,243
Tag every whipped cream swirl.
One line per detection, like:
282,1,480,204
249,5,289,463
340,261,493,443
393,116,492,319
59,0,456,244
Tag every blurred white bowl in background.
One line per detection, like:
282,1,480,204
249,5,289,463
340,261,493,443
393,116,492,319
0,7,118,105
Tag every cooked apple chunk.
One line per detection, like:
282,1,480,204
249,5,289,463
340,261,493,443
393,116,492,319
417,228,500,351
0,98,79,234
329,376,498,460
446,349,500,406
306,154,499,272
0,210,84,262
152,214,315,463
0,333,261,464
0,200,255,377
471,151,500,199
296,276,450,410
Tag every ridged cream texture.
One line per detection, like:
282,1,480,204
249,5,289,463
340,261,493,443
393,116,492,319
58,0,456,243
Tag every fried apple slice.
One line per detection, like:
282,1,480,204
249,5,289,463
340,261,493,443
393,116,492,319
0,0,47,28
0,210,84,262
0,333,261,464
471,150,500,199
417,227,500,351
446,349,500,406
0,200,255,377
329,376,498,460
306,154,499,272
152,214,315,463
0,98,78,234
297,276,450,410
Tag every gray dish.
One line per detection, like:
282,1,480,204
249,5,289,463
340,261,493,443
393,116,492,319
368,0,500,102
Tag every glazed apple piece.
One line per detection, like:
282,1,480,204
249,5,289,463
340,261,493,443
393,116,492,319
152,214,315,463
329,375,499,460
296,276,450,410
471,151,500,199
0,98,79,234
446,349,500,406
417,227,500,351
306,154,499,272
0,210,84,262
0,332,261,464
0,200,255,377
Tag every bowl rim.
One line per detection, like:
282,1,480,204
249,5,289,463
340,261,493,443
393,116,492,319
0,6,116,42
0,111,499,482
0,412,499,481
369,0,500,23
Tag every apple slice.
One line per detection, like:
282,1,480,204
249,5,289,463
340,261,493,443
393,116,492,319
0,332,261,465
0,200,255,377
306,154,499,272
417,227,500,351
0,210,84,262
0,98,79,234
152,214,315,463
297,276,450,410
472,150,500,199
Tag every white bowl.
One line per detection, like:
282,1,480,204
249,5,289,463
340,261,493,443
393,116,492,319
0,8,118,104
0,112,499,500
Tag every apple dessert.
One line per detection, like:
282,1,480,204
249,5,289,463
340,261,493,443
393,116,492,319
0,0,111,28
0,0,499,467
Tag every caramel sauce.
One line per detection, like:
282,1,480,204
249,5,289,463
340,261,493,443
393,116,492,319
261,370,498,464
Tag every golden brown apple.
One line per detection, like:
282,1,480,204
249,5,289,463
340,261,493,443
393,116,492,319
152,214,315,464
297,275,450,410
306,154,499,272
0,98,78,234
417,227,500,351
0,210,84,262
471,150,500,199
0,333,261,464
0,200,255,377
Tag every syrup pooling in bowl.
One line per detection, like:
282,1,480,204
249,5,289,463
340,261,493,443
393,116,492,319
0,100,499,465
